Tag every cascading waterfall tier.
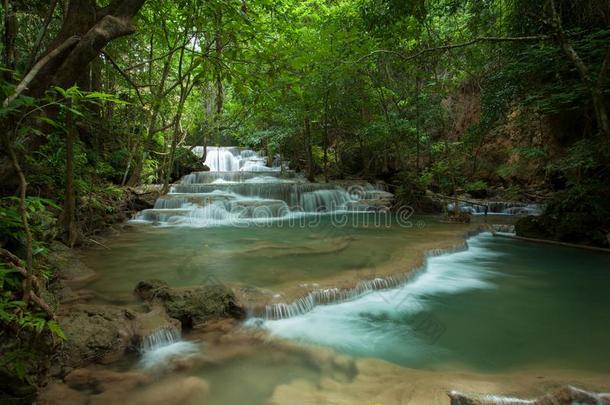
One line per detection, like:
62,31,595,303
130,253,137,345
263,277,405,320
133,146,394,226
139,327,199,368
192,146,279,172
447,201,543,216
259,237,474,320
139,327,181,353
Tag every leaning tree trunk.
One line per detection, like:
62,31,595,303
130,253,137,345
1,0,147,183
24,0,147,99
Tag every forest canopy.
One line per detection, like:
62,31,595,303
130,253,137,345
0,0,609,386
2,0,609,191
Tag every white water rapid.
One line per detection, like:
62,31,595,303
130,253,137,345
134,147,393,227
139,328,199,369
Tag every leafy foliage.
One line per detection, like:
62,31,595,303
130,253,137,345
0,0,609,388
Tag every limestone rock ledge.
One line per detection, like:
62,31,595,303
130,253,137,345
449,386,610,405
54,304,179,376
134,279,246,329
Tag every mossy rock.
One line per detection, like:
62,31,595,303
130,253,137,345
514,215,552,240
516,213,609,248
134,280,245,329
56,305,134,369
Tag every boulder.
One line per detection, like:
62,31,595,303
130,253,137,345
134,279,245,328
55,305,135,370
47,241,96,284
55,304,180,373
134,305,181,343
125,187,160,214
515,215,553,240
515,213,610,248
448,386,610,405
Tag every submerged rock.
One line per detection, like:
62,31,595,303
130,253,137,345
64,367,152,392
448,386,610,405
126,376,209,405
134,279,246,328
47,241,96,284
40,369,208,405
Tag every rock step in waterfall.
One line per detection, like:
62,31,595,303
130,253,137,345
133,147,394,226
138,327,199,368
447,200,543,216
140,327,181,353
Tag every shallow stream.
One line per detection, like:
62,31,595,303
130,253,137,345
59,148,610,404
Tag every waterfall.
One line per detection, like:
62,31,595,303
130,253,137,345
138,327,199,369
132,146,394,227
259,240,472,320
263,278,403,319
181,171,296,184
140,327,181,353
447,201,543,216
192,146,280,172
203,146,242,172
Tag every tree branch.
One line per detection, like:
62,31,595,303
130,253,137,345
548,0,590,83
101,50,145,106
0,248,54,319
25,0,59,72
150,118,177,135
123,46,183,72
597,47,610,89
2,35,80,107
355,35,550,64
52,15,137,89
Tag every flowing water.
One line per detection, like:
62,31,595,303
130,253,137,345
85,147,447,301
74,231,610,405
139,328,199,369
133,147,392,227
84,215,468,302
66,147,610,404
258,233,610,373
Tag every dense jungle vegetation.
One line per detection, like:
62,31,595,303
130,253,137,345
0,0,609,395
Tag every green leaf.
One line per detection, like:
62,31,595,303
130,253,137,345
47,320,67,340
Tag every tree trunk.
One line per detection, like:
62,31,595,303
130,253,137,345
213,17,224,145
162,27,195,193
548,0,609,136
25,0,147,99
126,51,173,186
415,77,421,173
0,0,147,186
2,130,33,304
62,107,77,246
2,0,17,77
323,90,330,183
304,115,314,182
162,114,183,193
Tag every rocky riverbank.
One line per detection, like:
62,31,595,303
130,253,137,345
38,322,610,405
5,191,607,404
0,237,246,405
